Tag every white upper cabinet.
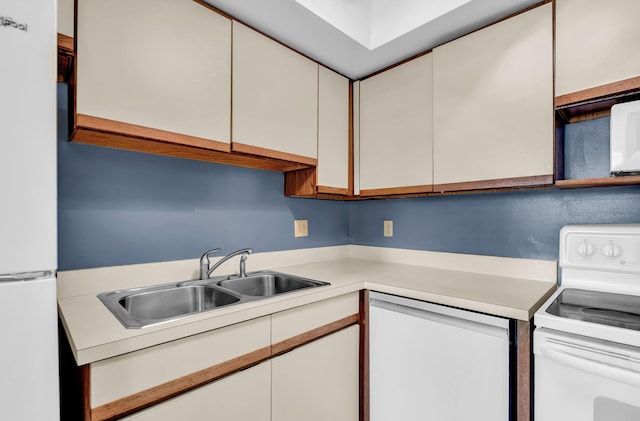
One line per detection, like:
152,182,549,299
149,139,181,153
232,21,318,164
76,0,231,147
359,54,434,195
58,0,74,37
433,3,553,189
556,0,640,98
318,66,351,193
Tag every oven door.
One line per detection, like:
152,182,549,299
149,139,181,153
534,328,640,421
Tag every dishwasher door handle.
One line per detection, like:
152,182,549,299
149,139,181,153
541,343,640,388
370,299,509,339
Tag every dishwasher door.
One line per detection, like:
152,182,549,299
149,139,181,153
369,292,511,421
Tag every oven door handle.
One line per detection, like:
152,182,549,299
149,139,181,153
541,344,640,388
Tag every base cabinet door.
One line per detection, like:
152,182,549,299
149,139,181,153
272,325,359,421
119,361,271,421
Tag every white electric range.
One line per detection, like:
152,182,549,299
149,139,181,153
534,224,640,421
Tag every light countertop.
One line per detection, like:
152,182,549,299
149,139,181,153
58,249,557,365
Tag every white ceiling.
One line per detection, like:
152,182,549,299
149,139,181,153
203,0,542,79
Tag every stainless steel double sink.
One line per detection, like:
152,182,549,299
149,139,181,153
98,271,330,328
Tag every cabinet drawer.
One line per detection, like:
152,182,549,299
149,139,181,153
91,316,270,407
271,293,359,344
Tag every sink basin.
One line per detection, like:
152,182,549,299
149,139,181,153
217,272,329,297
98,284,241,328
98,271,330,329
121,285,240,319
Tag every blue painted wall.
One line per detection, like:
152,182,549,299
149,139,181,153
57,85,350,270
57,83,640,270
348,186,640,261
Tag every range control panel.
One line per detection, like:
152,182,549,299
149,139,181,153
560,225,640,273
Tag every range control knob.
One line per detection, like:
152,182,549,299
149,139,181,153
577,241,596,257
603,243,622,258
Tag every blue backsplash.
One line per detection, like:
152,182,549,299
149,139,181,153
57,84,640,270
348,186,640,261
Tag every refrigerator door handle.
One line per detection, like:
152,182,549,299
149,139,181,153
0,270,55,282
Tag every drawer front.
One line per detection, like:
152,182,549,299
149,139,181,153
91,316,270,407
271,292,359,344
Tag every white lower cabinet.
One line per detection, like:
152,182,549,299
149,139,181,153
120,361,271,421
272,325,360,421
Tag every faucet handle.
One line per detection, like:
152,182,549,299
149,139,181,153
200,247,222,263
199,247,221,280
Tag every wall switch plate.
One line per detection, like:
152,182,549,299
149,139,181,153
384,220,393,237
294,220,308,237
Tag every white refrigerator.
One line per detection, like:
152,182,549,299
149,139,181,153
0,0,60,420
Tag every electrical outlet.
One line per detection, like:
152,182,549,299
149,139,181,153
294,220,308,237
384,220,393,237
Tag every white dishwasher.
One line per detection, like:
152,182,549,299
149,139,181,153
369,292,513,421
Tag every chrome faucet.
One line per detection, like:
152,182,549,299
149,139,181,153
199,248,253,280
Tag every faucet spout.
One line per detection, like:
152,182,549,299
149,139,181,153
204,248,253,280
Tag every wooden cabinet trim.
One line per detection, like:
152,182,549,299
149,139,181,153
232,142,318,167
191,0,233,19
72,120,311,172
58,32,74,52
81,365,92,421
58,33,74,83
555,175,640,189
317,186,351,195
516,320,532,421
360,185,434,197
555,76,640,108
76,114,231,153
90,346,271,421
284,168,317,196
359,290,370,421
348,79,355,195
434,175,553,193
271,314,360,357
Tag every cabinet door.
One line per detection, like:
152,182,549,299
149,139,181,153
272,326,359,421
232,21,318,165
359,54,433,196
433,3,553,190
120,361,271,421
556,0,640,98
76,0,231,148
317,66,351,194
58,0,74,37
